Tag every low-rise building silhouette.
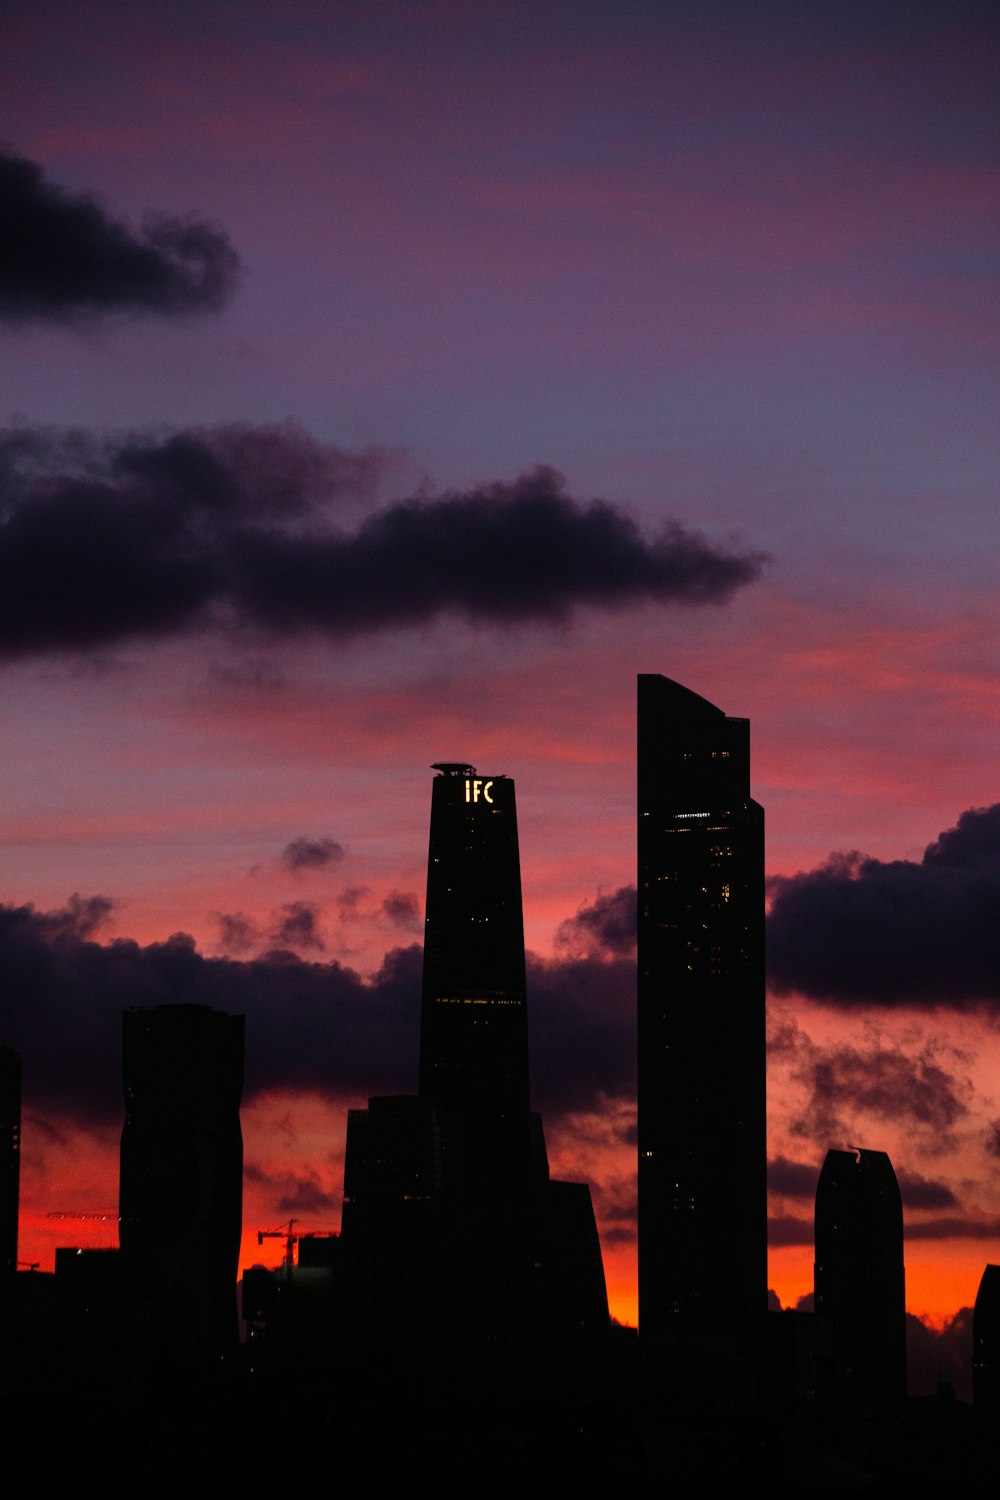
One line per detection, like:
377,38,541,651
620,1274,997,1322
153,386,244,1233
813,1146,906,1414
119,1003,244,1366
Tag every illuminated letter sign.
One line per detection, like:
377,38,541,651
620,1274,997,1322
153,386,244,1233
464,778,495,804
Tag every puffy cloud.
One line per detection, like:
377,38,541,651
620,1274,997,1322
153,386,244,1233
907,1308,973,1401
555,885,637,958
270,902,325,953
896,1168,959,1211
768,1158,957,1213
0,427,764,660
768,805,1000,1006
244,1164,341,1218
212,912,260,955
788,1037,969,1149
381,891,421,931
902,1215,1000,1241
0,897,634,1132
767,1215,813,1247
767,1154,820,1200
526,953,635,1113
281,838,345,873
0,148,240,322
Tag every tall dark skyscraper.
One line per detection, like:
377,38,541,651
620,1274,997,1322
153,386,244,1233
419,763,530,1190
973,1263,1000,1410
119,1004,244,1356
0,1047,20,1364
814,1147,906,1412
341,763,608,1406
0,1048,19,1283
637,675,766,1352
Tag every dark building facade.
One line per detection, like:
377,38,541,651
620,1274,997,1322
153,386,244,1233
0,1047,20,1364
813,1147,906,1413
119,1004,244,1360
419,764,530,1192
973,1264,1000,1410
0,1047,19,1280
340,763,608,1406
637,675,766,1357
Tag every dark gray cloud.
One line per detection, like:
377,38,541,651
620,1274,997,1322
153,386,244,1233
526,953,636,1112
555,885,637,958
0,897,634,1131
0,426,764,661
908,1308,973,1401
903,1215,1000,1241
244,1164,341,1219
768,804,1000,1006
0,148,240,323
767,1155,820,1200
768,1158,957,1213
789,1038,968,1148
281,838,345,873
212,911,260,956
767,1215,812,1248
896,1167,959,1211
382,891,421,931
589,1173,638,1248
270,901,325,953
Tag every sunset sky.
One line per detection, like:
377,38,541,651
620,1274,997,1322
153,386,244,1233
3,0,999,1389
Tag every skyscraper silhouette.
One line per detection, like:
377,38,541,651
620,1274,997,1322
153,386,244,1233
119,1004,244,1360
0,1047,19,1282
0,1047,20,1365
419,763,530,1191
973,1264,1000,1411
637,675,766,1359
813,1147,906,1412
341,763,608,1406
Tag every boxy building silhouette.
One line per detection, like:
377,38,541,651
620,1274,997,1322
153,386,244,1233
637,676,766,1375
813,1147,906,1414
119,1004,244,1365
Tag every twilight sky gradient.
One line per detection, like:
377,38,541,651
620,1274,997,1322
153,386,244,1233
3,0,999,1387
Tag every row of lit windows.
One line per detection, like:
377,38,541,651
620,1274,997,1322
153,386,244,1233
433,995,523,1006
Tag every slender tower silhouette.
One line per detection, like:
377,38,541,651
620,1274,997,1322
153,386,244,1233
341,763,607,1406
814,1147,906,1412
974,1264,1000,1411
119,1004,244,1358
419,762,530,1191
0,1047,20,1363
637,675,766,1358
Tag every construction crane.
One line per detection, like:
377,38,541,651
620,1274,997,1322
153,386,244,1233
257,1217,299,1269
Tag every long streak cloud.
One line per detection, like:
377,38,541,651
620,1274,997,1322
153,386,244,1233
0,424,765,658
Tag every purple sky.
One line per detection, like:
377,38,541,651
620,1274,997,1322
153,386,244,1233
2,2,999,1363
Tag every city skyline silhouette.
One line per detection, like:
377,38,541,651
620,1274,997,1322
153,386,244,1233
3,6,1000,1470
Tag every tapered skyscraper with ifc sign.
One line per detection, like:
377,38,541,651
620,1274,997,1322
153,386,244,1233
637,676,766,1353
341,762,608,1407
419,763,530,1192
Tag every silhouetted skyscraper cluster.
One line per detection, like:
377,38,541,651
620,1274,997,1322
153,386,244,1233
339,763,609,1407
7,673,1000,1483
